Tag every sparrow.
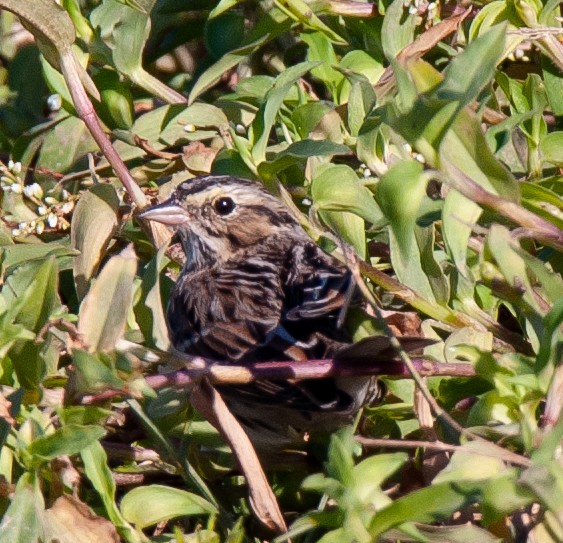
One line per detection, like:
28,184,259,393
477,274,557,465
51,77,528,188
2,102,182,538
139,175,399,453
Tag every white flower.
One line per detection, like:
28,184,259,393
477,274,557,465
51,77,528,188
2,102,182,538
184,123,196,133
12,228,20,236
11,183,22,194
37,206,47,215
61,201,74,214
47,213,58,228
11,162,21,175
47,94,62,112
23,182,43,199
44,196,58,205
36,222,45,235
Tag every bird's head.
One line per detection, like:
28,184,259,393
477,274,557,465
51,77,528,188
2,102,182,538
138,175,298,268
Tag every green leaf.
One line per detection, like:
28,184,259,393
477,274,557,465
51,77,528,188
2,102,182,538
381,0,418,61
189,8,292,103
520,181,563,230
258,140,351,179
3,257,60,332
312,164,384,225
159,103,229,146
135,243,171,350
302,31,343,98
346,78,377,136
437,24,506,109
36,115,96,175
432,443,507,484
251,61,321,164
292,102,336,139
0,471,45,542
78,245,137,352
375,161,439,301
520,461,563,517
352,452,407,502
485,224,545,335
0,242,78,275
72,349,126,395
27,424,106,465
277,0,346,45
540,132,563,166
90,0,182,103
481,470,535,525
71,184,120,300
121,485,218,529
81,441,141,541
204,12,245,59
369,481,483,538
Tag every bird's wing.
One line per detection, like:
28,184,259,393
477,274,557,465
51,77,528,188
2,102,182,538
167,261,283,361
283,241,354,322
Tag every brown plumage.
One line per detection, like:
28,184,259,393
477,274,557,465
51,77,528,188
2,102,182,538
139,175,385,452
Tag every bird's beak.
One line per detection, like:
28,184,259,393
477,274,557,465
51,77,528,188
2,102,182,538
137,200,188,226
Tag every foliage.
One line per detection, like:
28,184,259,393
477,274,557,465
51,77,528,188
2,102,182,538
0,0,561,542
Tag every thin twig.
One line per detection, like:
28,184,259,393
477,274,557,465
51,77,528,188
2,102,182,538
79,356,475,405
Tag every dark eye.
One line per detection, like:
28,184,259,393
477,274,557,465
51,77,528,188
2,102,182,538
213,197,236,216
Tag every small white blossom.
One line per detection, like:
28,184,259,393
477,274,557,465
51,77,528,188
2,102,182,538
61,201,74,214
363,168,372,178
18,222,27,230
62,189,69,199
235,124,246,135
47,94,62,112
184,123,196,133
44,196,58,205
47,213,58,228
37,206,47,215
23,182,43,199
301,198,312,206
8,160,14,170
35,222,45,235
12,228,20,236
11,162,21,175
11,183,22,194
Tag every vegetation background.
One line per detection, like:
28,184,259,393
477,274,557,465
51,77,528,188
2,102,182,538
0,0,561,542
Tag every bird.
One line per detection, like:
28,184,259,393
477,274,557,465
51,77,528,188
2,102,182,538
138,175,406,453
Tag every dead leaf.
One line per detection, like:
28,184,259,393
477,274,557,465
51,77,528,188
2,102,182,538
182,141,219,174
191,379,287,534
375,8,472,99
44,494,120,543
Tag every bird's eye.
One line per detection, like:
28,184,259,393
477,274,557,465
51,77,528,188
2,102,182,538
213,197,236,216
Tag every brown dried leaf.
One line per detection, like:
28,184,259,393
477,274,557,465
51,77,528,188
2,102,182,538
191,379,287,534
44,494,120,543
182,141,219,174
375,8,472,98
